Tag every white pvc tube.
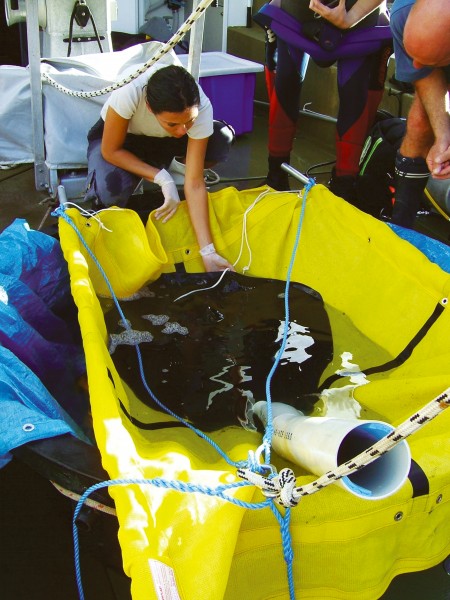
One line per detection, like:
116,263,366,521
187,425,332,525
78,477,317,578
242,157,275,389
253,401,411,500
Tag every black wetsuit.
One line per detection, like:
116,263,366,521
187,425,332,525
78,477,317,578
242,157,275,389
254,0,393,185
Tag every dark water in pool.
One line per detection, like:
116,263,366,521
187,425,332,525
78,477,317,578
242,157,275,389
102,272,334,431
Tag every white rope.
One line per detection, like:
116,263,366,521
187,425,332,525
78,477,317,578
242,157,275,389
51,481,117,516
61,201,119,231
232,189,271,272
41,0,215,98
232,188,301,272
174,188,300,302
173,268,231,302
238,387,450,507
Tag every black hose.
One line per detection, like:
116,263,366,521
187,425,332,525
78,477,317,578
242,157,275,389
67,0,104,58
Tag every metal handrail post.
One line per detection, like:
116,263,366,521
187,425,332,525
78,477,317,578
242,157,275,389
25,0,49,192
187,0,205,81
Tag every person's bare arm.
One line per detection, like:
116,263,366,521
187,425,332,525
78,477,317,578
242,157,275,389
102,106,180,220
101,107,160,182
184,137,234,272
414,72,450,178
308,0,384,29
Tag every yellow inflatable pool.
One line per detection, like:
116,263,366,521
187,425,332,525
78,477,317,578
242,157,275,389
58,184,450,600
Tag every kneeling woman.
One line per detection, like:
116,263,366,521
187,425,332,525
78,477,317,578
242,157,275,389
85,64,235,272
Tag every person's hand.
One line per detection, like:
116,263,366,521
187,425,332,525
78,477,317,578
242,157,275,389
153,169,180,222
199,243,235,272
309,0,350,30
427,137,450,180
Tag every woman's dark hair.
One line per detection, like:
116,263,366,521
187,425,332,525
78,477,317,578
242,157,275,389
146,65,200,114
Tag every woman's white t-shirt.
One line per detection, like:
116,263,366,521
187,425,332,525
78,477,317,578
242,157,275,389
100,66,214,139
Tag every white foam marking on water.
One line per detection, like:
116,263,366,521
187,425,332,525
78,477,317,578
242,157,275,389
108,329,154,354
119,287,156,301
161,322,189,335
118,318,131,328
142,314,170,326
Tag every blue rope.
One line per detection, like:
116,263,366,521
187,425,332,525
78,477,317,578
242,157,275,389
72,477,273,600
270,504,296,599
53,206,248,470
262,179,314,467
55,180,315,600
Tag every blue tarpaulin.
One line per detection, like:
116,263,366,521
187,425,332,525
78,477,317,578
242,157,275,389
0,219,90,467
389,223,450,273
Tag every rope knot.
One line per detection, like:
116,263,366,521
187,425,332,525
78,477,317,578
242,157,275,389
275,468,299,507
237,466,299,507
237,466,279,499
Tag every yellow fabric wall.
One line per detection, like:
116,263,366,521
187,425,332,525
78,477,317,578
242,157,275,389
59,185,450,600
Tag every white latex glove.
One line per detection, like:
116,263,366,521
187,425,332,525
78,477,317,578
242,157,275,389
199,243,235,272
153,169,180,223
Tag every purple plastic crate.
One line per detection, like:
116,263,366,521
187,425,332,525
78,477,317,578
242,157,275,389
178,52,264,136
199,72,257,136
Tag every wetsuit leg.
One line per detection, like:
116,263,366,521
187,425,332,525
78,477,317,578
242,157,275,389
204,120,236,164
266,37,309,189
335,41,392,179
328,41,392,203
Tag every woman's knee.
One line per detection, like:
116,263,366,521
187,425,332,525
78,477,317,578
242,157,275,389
86,140,140,207
85,168,137,208
205,120,236,164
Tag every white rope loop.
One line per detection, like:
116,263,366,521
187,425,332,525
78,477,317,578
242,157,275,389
239,388,450,507
41,0,215,98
